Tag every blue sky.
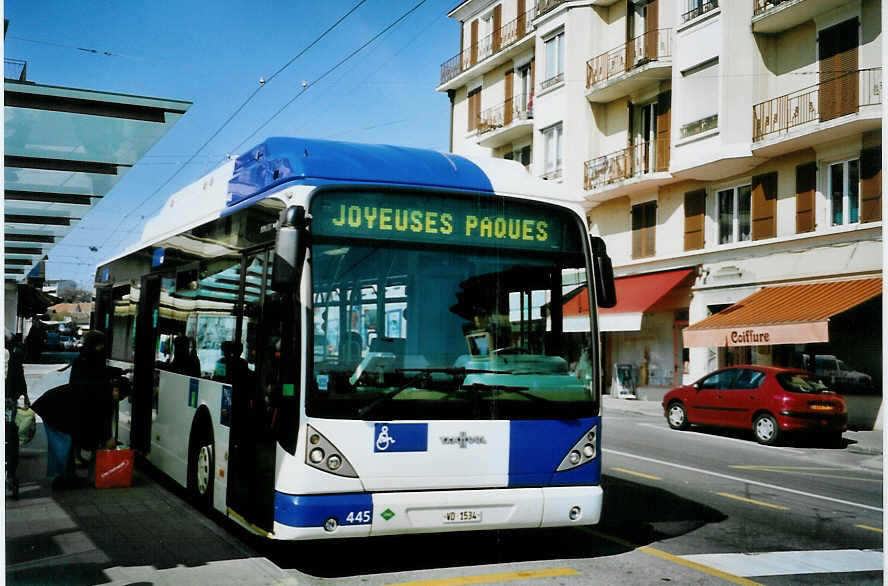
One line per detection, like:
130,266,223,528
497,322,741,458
5,0,458,287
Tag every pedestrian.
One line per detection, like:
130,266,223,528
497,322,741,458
69,331,122,478
5,332,30,497
169,335,201,377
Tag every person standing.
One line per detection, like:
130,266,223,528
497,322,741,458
70,331,120,475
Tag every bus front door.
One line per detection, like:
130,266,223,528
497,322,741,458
131,274,161,454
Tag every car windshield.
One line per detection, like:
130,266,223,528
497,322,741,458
777,372,830,394
307,190,598,421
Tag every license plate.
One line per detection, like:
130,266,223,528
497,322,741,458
443,509,482,524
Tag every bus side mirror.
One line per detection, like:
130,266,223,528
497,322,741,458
589,235,616,309
272,205,310,293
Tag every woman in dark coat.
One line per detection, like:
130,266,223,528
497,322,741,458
70,331,119,452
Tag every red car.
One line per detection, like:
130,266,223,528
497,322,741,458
662,365,847,445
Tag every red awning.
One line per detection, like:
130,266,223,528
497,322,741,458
564,268,695,332
683,277,882,347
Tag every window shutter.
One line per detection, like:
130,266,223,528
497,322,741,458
795,162,816,233
751,171,778,241
632,201,657,259
656,91,671,171
493,5,502,53
467,87,481,131
684,189,706,251
504,69,514,126
470,20,479,66
645,0,659,61
517,0,526,37
819,19,858,122
860,146,882,223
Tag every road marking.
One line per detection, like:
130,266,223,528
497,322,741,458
856,524,883,533
635,423,794,452
729,465,880,482
611,466,662,480
604,448,883,512
390,568,580,585
717,492,789,511
680,549,884,577
580,529,762,585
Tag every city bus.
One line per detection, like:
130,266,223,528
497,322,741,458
93,137,616,540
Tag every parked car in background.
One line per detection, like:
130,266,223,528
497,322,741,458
810,354,873,394
662,365,846,445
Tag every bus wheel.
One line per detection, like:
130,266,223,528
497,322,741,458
189,430,214,510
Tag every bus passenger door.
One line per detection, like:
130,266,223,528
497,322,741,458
131,274,161,454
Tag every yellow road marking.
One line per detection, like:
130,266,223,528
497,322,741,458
611,467,662,481
729,465,880,482
717,492,789,511
390,568,579,585
856,524,883,533
580,529,762,585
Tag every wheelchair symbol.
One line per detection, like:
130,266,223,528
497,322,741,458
376,425,396,451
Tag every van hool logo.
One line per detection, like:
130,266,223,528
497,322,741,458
440,432,487,448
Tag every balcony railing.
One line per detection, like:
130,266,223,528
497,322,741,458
586,29,673,88
583,139,669,191
477,94,533,136
4,58,27,82
753,0,795,17
440,9,534,85
682,0,718,23
536,0,569,18
752,68,882,141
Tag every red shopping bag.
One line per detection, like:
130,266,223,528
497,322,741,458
94,448,134,488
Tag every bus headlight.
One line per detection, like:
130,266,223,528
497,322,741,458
556,425,599,472
304,424,359,478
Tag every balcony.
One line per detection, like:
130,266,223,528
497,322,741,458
438,9,534,89
752,0,846,34
681,0,718,24
752,68,882,157
476,94,534,148
535,0,569,18
583,139,672,201
585,29,673,103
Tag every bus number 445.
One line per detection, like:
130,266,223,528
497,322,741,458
346,510,371,524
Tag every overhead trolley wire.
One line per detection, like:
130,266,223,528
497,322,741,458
93,0,368,252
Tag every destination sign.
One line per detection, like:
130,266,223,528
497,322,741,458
310,191,579,252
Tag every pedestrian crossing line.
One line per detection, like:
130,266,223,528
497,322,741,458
579,529,762,586
610,466,662,481
856,524,883,533
680,549,884,577
389,567,580,585
717,492,789,511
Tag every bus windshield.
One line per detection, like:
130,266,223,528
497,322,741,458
308,190,597,421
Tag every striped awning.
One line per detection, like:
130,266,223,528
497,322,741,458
683,278,882,347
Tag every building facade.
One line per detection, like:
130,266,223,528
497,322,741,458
438,0,882,406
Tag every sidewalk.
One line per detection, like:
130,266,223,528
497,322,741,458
603,394,884,470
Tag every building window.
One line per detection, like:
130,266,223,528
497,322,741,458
680,58,719,138
541,123,562,179
542,31,564,88
717,185,751,244
631,200,657,259
467,86,481,132
830,158,860,225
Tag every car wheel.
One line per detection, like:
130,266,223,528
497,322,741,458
753,413,779,445
666,401,689,430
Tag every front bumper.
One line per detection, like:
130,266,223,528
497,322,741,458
272,485,603,540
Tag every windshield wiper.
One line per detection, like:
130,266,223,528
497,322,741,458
465,382,551,403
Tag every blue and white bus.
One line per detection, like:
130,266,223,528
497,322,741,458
94,138,616,540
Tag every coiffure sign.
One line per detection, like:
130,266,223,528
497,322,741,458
683,322,830,348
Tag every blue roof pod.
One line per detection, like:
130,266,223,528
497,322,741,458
227,137,494,207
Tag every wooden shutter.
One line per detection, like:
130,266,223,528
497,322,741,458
684,189,706,251
819,19,858,122
860,146,882,223
504,69,514,126
795,162,816,233
632,201,657,259
645,0,659,61
517,0,526,37
467,87,481,131
492,5,502,53
470,20,479,66
751,172,778,241
656,91,671,171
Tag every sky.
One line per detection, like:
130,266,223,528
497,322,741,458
5,0,460,288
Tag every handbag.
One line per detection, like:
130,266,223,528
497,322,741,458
94,447,134,488
15,407,36,447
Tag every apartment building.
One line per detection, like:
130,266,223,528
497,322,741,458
438,0,882,400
